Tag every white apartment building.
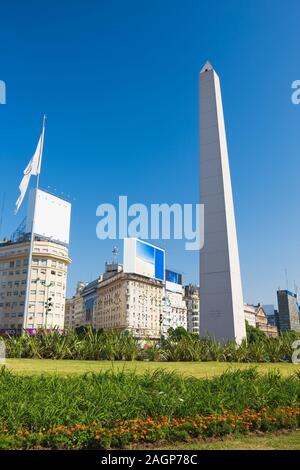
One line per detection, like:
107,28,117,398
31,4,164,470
161,287,187,338
184,284,200,334
0,236,71,332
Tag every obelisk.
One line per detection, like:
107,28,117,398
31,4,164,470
199,62,246,343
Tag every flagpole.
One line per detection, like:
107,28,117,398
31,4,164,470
22,116,46,333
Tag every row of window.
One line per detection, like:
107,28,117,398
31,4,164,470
1,280,26,287
0,291,26,298
1,290,65,299
29,290,64,298
34,248,67,257
0,246,67,258
31,279,65,288
0,269,27,276
32,258,66,269
0,301,25,307
0,259,28,269
0,312,64,319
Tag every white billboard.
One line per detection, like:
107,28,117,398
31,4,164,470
26,189,71,245
123,238,165,281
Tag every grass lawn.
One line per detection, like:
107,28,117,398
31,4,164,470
4,358,300,377
154,430,300,450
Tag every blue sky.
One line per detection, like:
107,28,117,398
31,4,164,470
0,0,299,306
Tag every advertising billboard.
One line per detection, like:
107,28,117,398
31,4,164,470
165,269,183,293
26,189,71,245
123,238,165,281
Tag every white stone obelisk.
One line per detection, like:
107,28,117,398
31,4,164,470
199,62,246,343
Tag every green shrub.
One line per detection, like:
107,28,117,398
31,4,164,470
0,367,299,448
0,366,299,431
2,326,299,363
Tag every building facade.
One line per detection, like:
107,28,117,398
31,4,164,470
255,304,278,338
277,290,300,333
65,262,164,339
244,303,278,337
263,304,279,328
64,281,86,330
244,304,257,328
184,284,200,334
161,286,187,338
0,236,71,332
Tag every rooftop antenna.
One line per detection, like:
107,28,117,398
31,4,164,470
0,192,5,239
285,268,289,290
112,245,118,264
294,281,298,297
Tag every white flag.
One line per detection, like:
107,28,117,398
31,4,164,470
15,123,45,214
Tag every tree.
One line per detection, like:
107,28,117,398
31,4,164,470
167,326,189,342
245,321,266,344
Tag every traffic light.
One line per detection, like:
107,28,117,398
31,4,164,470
45,297,53,314
159,313,163,324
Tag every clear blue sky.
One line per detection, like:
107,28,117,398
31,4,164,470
0,0,299,306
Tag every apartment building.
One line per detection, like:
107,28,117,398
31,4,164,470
161,286,187,338
64,281,86,330
184,284,200,334
0,236,71,332
65,263,164,339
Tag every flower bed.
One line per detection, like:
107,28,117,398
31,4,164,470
1,406,299,449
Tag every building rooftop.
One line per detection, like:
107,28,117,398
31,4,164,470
277,289,297,298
